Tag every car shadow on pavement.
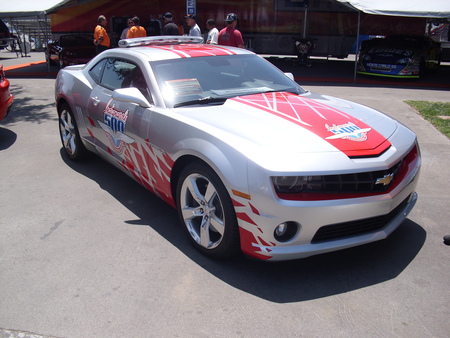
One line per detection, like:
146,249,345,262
3,84,57,125
0,126,17,150
61,149,426,303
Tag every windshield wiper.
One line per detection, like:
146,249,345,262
174,96,228,108
261,88,302,95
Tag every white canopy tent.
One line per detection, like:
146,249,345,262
336,0,450,18
336,0,450,81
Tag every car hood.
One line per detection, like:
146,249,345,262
175,91,398,167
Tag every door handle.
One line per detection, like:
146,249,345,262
91,96,100,106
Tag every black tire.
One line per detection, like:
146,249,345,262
176,162,240,258
58,103,87,161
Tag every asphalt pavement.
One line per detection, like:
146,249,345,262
1,49,449,338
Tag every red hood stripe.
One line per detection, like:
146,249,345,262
232,92,391,157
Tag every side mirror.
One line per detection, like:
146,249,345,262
112,87,152,108
284,72,294,81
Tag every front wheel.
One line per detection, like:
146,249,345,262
58,103,87,161
176,162,240,258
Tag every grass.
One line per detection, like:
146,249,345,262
405,100,450,139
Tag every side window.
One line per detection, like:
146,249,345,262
101,58,134,90
119,62,151,102
89,58,107,83
90,57,151,102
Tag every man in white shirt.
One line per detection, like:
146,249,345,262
206,19,219,44
120,19,133,40
186,14,202,40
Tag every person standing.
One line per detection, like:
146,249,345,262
162,12,180,35
127,16,147,38
218,13,244,48
93,15,110,54
206,19,219,44
120,18,133,40
145,15,162,36
185,15,202,39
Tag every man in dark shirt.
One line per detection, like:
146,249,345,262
162,12,180,35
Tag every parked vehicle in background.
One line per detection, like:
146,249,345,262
357,34,441,78
0,19,14,50
0,64,13,122
46,34,96,68
55,36,421,261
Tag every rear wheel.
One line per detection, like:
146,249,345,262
58,103,87,161
176,162,240,258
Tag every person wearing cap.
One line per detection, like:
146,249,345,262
218,13,244,48
186,14,202,38
127,16,147,38
93,15,110,54
162,12,180,35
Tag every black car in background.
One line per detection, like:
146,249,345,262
0,19,13,50
46,34,96,68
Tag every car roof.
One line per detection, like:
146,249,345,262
114,36,254,62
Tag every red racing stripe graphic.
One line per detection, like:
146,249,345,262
120,140,176,207
238,228,272,260
232,92,391,157
149,44,237,58
236,212,257,226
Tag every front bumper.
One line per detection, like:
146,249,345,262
251,192,417,261
357,62,420,78
234,143,421,261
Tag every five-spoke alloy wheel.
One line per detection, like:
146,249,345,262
58,103,87,161
177,162,240,258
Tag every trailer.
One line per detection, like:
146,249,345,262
49,0,428,58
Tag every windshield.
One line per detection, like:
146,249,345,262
151,54,305,108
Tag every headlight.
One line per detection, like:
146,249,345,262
273,176,323,193
397,58,412,64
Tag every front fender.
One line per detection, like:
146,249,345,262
171,137,249,198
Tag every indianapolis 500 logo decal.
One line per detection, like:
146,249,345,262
98,99,135,154
325,122,371,142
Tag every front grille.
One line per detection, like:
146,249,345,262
311,196,409,243
320,161,402,194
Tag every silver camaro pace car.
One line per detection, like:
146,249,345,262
55,36,421,261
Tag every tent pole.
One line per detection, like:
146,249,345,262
353,11,360,84
303,5,308,39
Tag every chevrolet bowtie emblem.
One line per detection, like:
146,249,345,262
375,173,394,186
